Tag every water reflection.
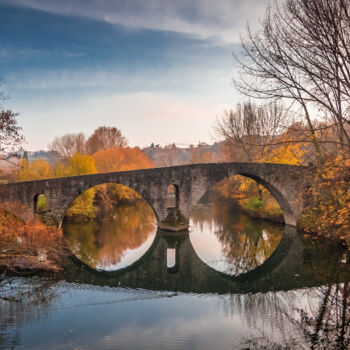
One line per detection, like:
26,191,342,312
190,199,282,275
63,200,157,271
1,276,349,350
0,275,60,350
231,282,350,349
2,199,350,349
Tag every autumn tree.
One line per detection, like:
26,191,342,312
48,133,86,160
302,157,350,246
92,147,154,203
234,0,350,160
18,159,53,181
66,152,96,176
92,147,154,173
86,126,128,155
63,153,97,219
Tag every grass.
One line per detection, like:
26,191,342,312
241,195,284,224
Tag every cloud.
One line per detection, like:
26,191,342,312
6,61,235,97
5,0,268,44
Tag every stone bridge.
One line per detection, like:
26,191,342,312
0,162,312,230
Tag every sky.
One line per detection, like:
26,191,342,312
0,0,268,151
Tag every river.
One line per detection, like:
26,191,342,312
1,197,349,349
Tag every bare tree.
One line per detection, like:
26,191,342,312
234,0,350,161
86,126,128,155
0,110,23,155
48,133,86,160
0,86,23,155
215,101,291,162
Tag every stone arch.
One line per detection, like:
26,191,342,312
57,181,159,228
166,184,179,209
238,173,295,225
187,170,297,227
159,182,189,231
33,193,48,213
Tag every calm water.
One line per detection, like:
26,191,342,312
1,198,349,349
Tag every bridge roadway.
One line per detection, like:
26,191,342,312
0,162,312,230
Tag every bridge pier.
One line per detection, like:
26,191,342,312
158,208,189,231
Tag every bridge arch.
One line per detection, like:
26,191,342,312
186,168,299,227
237,172,294,224
166,184,179,209
33,193,48,213
58,181,159,228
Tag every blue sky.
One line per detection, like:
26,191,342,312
0,0,267,150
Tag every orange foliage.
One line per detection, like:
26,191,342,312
302,157,350,246
18,159,53,181
0,205,64,272
93,147,155,173
263,134,306,165
66,152,97,175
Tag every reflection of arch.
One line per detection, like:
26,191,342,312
75,221,288,281
59,182,158,228
188,225,297,283
62,227,350,295
167,248,176,269
68,231,161,276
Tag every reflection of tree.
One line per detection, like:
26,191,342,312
220,247,350,348
191,197,282,274
231,280,350,349
0,275,59,349
224,290,305,348
295,282,350,349
64,199,156,269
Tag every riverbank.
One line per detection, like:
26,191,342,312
239,196,284,224
209,191,284,225
0,213,66,274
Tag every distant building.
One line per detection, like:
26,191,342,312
0,149,60,174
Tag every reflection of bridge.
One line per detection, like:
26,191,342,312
0,163,311,229
64,228,350,294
